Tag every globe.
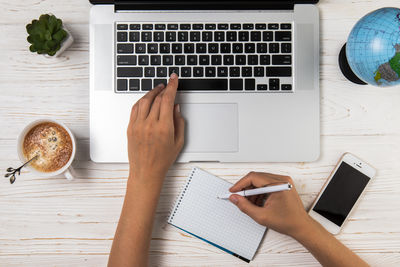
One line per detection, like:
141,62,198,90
339,7,400,87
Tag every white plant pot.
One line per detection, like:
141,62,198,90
44,25,74,58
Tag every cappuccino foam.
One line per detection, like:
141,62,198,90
23,122,73,173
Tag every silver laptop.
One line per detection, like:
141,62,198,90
89,0,320,163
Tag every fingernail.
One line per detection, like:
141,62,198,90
229,195,239,204
170,73,178,79
156,83,164,88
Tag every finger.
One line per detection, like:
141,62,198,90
229,194,263,222
129,102,139,125
148,94,162,121
173,104,185,149
229,172,280,193
138,83,165,120
160,73,179,121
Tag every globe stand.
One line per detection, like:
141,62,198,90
338,43,367,85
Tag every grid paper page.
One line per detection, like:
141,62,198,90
168,167,267,261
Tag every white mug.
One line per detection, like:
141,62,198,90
17,119,77,180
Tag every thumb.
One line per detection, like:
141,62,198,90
174,104,185,148
229,194,262,222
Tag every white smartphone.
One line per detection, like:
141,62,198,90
309,153,376,235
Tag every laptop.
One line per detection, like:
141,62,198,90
89,0,320,163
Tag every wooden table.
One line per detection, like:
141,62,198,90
1,0,399,266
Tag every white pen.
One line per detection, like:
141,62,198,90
217,183,292,199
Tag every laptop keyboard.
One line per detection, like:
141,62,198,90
115,23,293,92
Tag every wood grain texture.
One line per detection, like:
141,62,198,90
1,0,400,266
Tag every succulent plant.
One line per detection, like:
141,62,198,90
26,14,68,56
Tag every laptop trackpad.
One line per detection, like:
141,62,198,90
180,103,238,153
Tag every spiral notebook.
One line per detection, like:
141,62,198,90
168,167,267,262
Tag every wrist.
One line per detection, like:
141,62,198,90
290,214,317,242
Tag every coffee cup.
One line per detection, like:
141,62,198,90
17,119,77,180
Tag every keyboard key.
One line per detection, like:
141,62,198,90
245,43,255,53
221,43,231,53
167,24,179,30
251,31,261,41
230,79,243,90
193,67,204,77
147,43,158,53
205,67,216,77
269,43,280,53
211,55,222,65
117,79,127,91
248,55,258,65
190,32,201,42
282,84,292,90
227,31,237,41
117,24,128,30
184,43,195,53
208,43,219,53
117,32,128,42
243,24,254,30
193,24,204,30
232,43,243,53
218,24,229,30
280,23,292,30
254,67,264,77
129,32,140,42
199,55,210,65
157,67,168,77
230,24,241,30
163,55,173,65
217,67,228,77
151,55,161,65
178,79,228,91
117,55,136,65
223,55,234,65
117,44,133,54
141,31,152,42
129,79,140,91
205,24,216,30
172,43,183,53
175,55,185,65
160,43,170,53
236,55,246,65
272,55,292,65
266,67,292,77
117,67,143,77
169,67,179,76
155,24,166,30
187,55,198,65
269,78,280,90
245,79,256,90
242,67,252,77
196,43,207,53
178,31,188,41
229,67,240,77
257,43,268,53
144,67,155,77
154,32,164,42
263,31,273,41
166,32,176,41
181,67,191,77
281,43,292,53
154,79,168,87
255,23,267,30
135,43,146,53
268,23,279,30
238,31,249,41
260,55,271,65
130,24,140,30
214,31,225,42
275,31,292,41
142,79,153,91
202,31,213,42
257,84,268,90
142,24,153,30
180,24,191,30
138,55,149,65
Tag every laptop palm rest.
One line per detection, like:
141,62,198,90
180,103,238,153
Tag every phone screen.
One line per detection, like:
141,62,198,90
313,162,370,226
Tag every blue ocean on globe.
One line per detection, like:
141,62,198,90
346,7,400,87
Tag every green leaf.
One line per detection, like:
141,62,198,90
53,29,66,42
56,18,62,31
45,40,57,50
48,15,57,34
47,50,56,56
27,35,34,44
44,30,52,41
39,14,50,22
29,44,37,52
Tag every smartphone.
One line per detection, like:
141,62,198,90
309,153,376,234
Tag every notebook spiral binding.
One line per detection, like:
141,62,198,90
167,167,197,223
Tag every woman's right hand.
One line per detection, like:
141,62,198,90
229,172,312,238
